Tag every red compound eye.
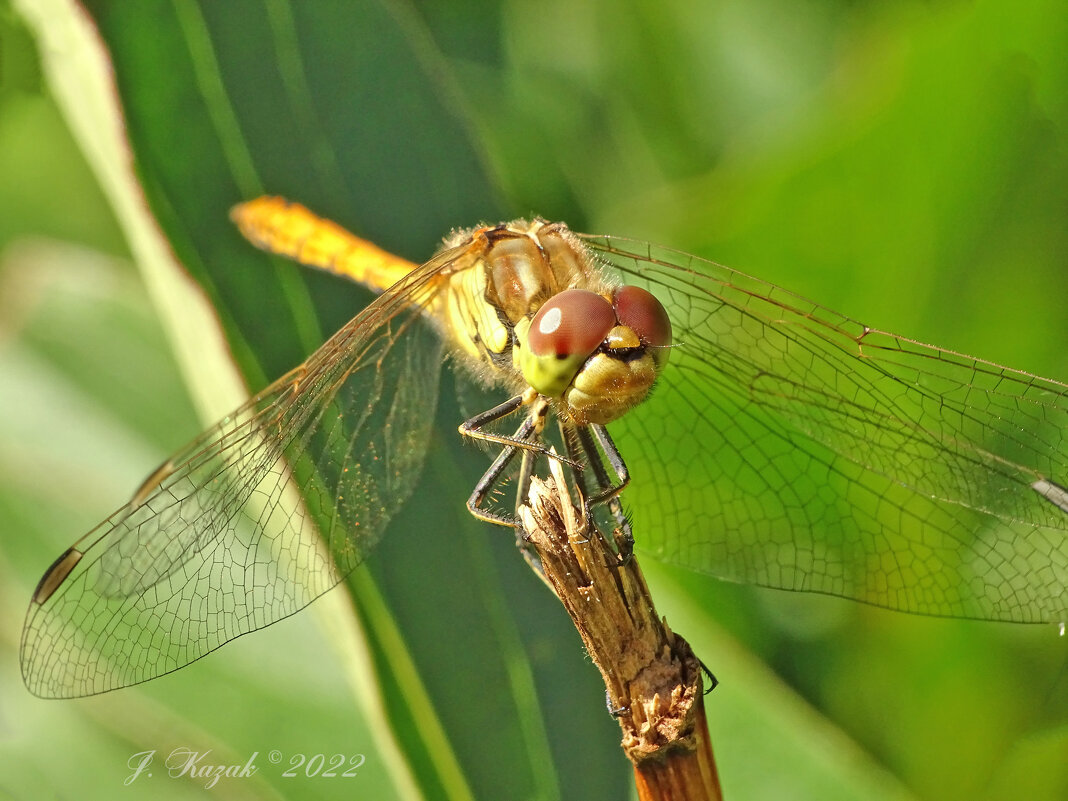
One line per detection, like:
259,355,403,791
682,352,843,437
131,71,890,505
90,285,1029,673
528,289,615,358
613,285,672,348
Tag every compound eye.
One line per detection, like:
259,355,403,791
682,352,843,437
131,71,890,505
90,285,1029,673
528,289,616,359
613,285,672,348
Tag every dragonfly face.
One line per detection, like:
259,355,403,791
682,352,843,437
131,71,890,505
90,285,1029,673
20,196,1068,698
519,284,672,424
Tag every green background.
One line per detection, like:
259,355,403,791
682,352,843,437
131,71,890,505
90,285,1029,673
1,1,1066,799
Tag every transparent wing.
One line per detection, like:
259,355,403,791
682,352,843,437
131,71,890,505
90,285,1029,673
583,234,1068,623
20,250,455,698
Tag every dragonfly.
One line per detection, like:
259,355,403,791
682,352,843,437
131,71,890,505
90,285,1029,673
21,197,1068,699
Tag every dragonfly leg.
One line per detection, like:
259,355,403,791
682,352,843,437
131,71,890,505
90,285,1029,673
465,399,632,572
605,688,629,717
466,396,553,526
512,442,548,573
588,424,631,505
459,390,580,468
698,656,719,695
567,424,634,565
466,402,551,573
466,416,533,528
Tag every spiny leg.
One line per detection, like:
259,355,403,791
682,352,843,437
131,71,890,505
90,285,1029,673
462,394,632,573
588,425,630,506
466,410,538,527
465,397,553,573
564,423,634,564
459,389,578,467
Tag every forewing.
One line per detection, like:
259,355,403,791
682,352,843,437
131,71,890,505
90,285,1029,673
584,234,1068,623
20,252,452,697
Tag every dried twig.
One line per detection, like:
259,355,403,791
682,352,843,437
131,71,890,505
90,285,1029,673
519,457,723,801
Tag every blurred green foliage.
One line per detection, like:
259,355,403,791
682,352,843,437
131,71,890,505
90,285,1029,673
2,0,1066,799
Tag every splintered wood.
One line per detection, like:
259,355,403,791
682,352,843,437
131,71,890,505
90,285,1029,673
519,457,723,801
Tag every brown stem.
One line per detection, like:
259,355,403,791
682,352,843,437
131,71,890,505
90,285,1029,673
518,458,723,801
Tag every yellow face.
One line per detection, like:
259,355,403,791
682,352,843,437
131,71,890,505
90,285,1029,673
515,286,672,425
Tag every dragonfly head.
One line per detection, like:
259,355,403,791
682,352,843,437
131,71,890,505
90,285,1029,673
516,285,672,425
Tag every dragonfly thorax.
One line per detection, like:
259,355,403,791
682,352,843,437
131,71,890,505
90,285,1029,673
444,220,672,425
